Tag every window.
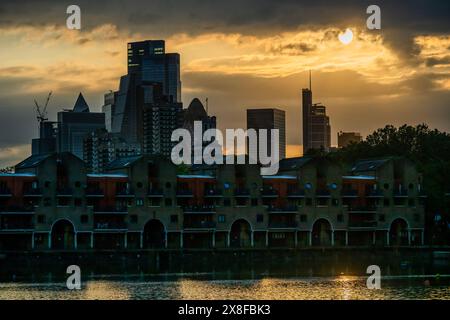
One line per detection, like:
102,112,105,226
256,214,264,223
58,198,70,206
251,198,258,206
316,198,328,206
130,215,138,224
74,198,82,207
332,198,339,206
414,214,420,222
45,181,51,188
379,214,385,222
300,214,307,222
409,183,414,190
383,199,390,207
80,215,88,224
170,215,178,223
137,182,143,189
75,181,81,188
337,214,344,222
37,215,46,224
224,198,231,207
43,198,51,207
408,199,415,207
383,183,389,190
165,198,172,207
165,182,171,189
136,198,144,206
306,198,313,206
218,215,226,223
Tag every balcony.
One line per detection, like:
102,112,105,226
366,189,384,198
183,205,216,214
268,221,298,229
316,189,331,198
23,187,42,197
348,206,378,213
234,188,250,197
183,221,216,229
85,188,104,197
348,220,377,229
93,206,128,214
176,189,194,197
204,189,223,197
0,221,34,231
148,188,164,197
268,205,298,213
261,188,278,197
341,189,358,198
0,206,35,214
94,221,127,231
0,188,12,197
115,189,134,197
57,187,72,197
287,189,305,198
393,190,408,198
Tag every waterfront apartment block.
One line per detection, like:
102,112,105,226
0,153,425,251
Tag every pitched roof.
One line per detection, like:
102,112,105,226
351,159,389,172
106,155,143,170
279,157,313,171
15,153,53,169
73,92,90,112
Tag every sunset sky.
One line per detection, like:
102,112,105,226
0,0,449,167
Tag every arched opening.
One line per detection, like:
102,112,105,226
51,219,75,250
143,219,165,248
312,219,332,246
389,218,408,246
230,219,251,247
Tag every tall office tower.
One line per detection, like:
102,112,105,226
338,131,362,148
302,72,331,153
141,83,183,156
31,121,57,155
182,98,217,159
57,93,105,159
247,108,286,161
127,40,181,103
102,91,117,132
83,129,141,173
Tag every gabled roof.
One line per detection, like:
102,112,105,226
15,153,53,169
351,159,390,173
73,92,90,113
106,155,143,170
279,157,313,171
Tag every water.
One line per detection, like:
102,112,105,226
1,274,449,300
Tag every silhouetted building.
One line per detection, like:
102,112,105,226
102,91,117,132
302,73,331,153
338,131,362,148
247,108,286,160
57,93,105,159
31,121,57,155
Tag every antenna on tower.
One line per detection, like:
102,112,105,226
309,70,312,91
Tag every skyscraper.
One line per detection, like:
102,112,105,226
57,93,105,159
127,40,181,103
302,72,331,153
338,131,362,148
247,108,286,160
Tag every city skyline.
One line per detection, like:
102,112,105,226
0,0,449,168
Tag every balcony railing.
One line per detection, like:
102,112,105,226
183,205,216,213
148,188,164,197
0,188,12,196
234,188,250,197
0,206,35,213
23,188,42,196
348,206,378,213
316,189,331,197
56,187,72,197
85,188,104,197
393,190,408,197
183,221,216,229
115,189,134,197
268,221,298,228
0,222,34,230
204,189,223,197
366,189,384,197
287,189,305,197
94,222,127,230
341,189,358,197
261,188,278,197
93,206,128,214
176,189,194,197
348,220,377,228
268,205,298,213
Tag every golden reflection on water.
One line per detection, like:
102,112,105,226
0,277,449,300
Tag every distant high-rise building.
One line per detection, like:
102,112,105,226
338,131,362,148
302,72,331,153
83,129,141,173
57,93,105,159
31,121,57,155
127,40,181,103
141,83,183,157
102,91,117,132
247,108,286,160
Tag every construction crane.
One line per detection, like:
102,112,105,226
34,91,52,123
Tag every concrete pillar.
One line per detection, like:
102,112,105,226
124,233,128,249
331,231,335,246
212,232,215,248
140,232,143,249
31,232,35,250
345,231,349,246
386,231,390,246
226,232,230,247
265,231,269,247
164,232,168,248
74,232,78,250
180,232,184,249
48,232,51,249
90,232,94,249
251,231,254,247
308,231,312,246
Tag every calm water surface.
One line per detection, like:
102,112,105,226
1,274,449,300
